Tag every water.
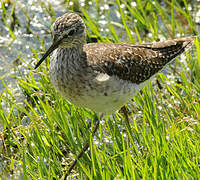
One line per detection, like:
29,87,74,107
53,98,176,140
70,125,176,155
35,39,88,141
0,0,199,178
0,0,67,89
1,0,198,90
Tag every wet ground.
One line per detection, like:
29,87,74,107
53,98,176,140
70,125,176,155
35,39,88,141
0,0,200,178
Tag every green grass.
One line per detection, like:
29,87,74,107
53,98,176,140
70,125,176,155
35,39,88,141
0,0,200,179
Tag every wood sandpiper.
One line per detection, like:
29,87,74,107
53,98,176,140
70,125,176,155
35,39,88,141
35,13,193,113
34,12,194,178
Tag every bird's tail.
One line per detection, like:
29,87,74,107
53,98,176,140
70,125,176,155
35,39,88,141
143,36,194,63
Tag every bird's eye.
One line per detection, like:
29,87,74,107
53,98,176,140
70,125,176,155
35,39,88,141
68,29,75,36
63,34,68,39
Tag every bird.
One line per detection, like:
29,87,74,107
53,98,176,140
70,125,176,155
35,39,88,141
34,13,194,178
34,12,193,114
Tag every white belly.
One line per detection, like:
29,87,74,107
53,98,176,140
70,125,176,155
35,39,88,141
51,71,149,113
49,49,149,113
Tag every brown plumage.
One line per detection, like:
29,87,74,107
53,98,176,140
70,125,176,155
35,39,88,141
35,13,193,113
85,39,192,84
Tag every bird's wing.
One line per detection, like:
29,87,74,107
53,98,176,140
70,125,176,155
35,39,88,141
83,37,193,84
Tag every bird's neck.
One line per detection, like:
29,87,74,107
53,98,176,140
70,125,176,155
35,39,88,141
61,45,84,56
54,46,86,68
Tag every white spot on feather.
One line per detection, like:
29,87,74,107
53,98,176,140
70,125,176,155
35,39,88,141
96,73,110,82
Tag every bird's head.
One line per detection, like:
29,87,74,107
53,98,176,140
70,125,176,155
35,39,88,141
35,13,86,69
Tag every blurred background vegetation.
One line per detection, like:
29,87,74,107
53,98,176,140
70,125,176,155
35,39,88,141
0,0,200,179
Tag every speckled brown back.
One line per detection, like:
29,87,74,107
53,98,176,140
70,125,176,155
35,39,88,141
84,37,193,84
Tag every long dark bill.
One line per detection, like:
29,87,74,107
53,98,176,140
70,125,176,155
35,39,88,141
34,38,62,69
